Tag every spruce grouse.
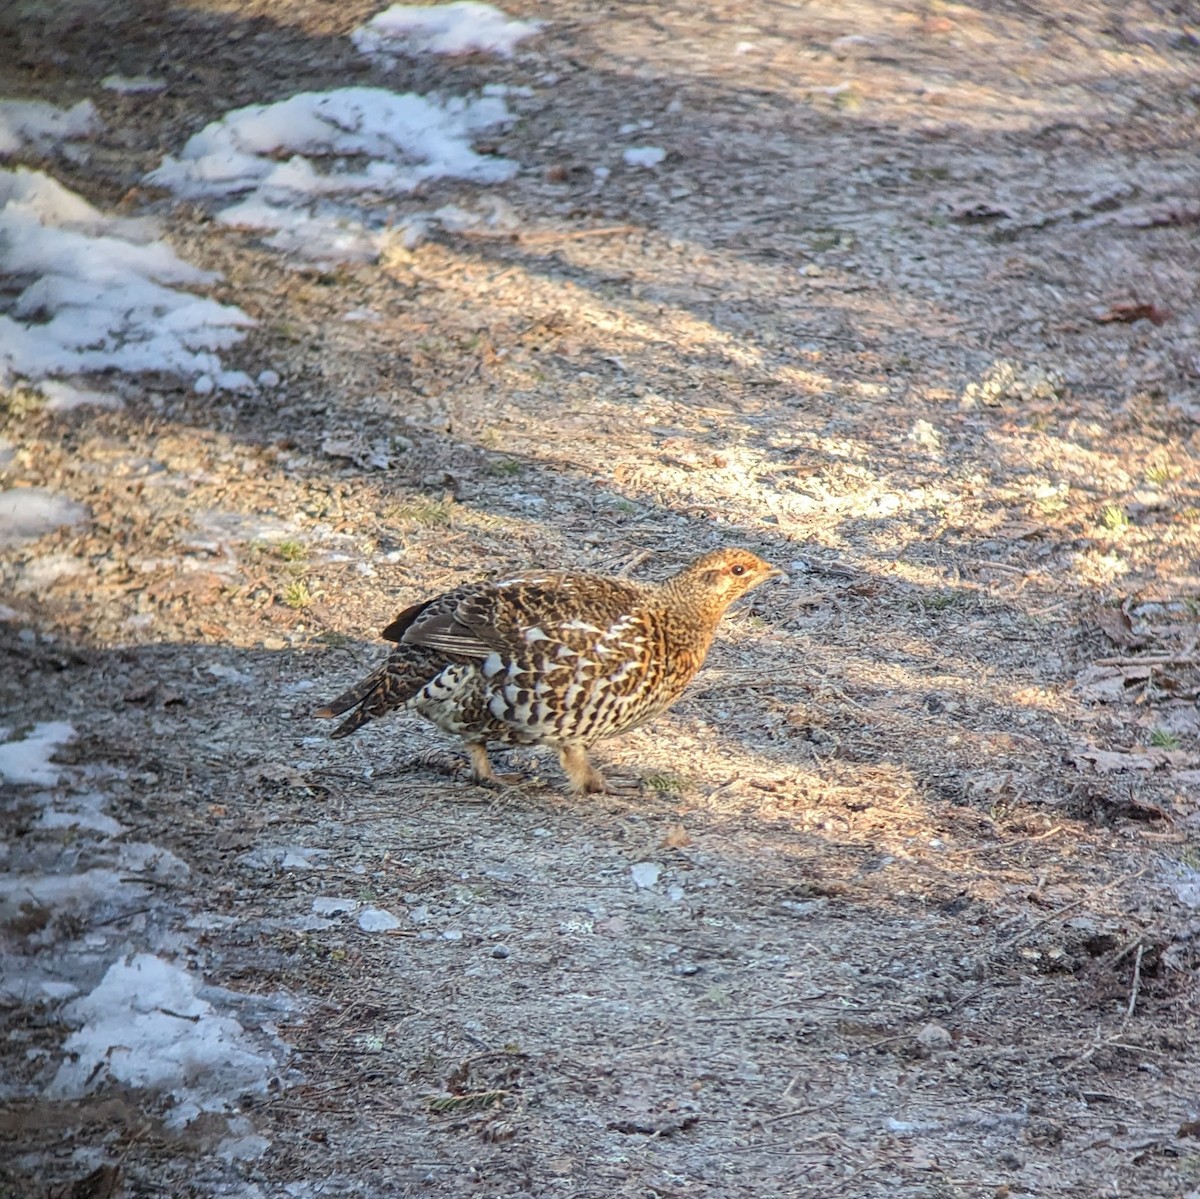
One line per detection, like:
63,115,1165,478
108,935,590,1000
315,548,783,793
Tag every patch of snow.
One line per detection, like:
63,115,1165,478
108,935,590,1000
0,959,81,1005
0,99,97,156
352,3,540,60
358,906,402,932
0,868,147,924
33,790,126,837
0,489,88,548
47,953,280,1126
256,368,280,387
115,841,190,883
0,842,187,928
38,380,124,411
312,896,357,916
0,721,75,785
623,146,666,168
147,88,517,263
13,551,89,593
0,168,253,389
101,75,167,95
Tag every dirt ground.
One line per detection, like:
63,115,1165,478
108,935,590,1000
4,0,1200,1195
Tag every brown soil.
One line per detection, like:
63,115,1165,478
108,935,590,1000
3,1,1200,1196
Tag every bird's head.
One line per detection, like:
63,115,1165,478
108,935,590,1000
668,548,786,616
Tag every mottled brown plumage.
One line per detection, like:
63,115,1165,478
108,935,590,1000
315,548,783,793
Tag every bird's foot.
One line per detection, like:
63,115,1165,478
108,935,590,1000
467,744,528,790
558,745,640,796
472,770,527,790
597,774,643,796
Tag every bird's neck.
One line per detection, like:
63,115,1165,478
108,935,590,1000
656,574,728,638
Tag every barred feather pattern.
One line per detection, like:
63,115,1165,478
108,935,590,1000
316,548,782,792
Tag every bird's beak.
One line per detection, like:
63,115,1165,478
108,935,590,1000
766,565,788,582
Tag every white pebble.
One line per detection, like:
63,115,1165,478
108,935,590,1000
623,146,666,168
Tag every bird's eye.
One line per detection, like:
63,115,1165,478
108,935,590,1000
730,563,746,577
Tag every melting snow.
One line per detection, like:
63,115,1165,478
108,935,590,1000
0,167,254,390
0,99,97,155
0,720,76,784
13,551,88,593
0,867,148,925
47,954,280,1126
38,380,124,411
32,790,126,836
352,2,541,60
2,723,288,1146
147,87,517,262
0,489,89,549
100,75,167,95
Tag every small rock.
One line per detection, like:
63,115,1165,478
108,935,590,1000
630,861,661,889
491,944,510,959
358,907,401,932
915,1022,952,1051
624,146,666,168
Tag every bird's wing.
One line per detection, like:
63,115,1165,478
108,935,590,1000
387,585,494,659
380,599,436,643
399,574,645,659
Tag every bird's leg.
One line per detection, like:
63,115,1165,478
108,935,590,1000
466,743,523,788
557,744,625,795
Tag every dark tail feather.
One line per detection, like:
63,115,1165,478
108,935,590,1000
314,663,393,738
314,653,437,738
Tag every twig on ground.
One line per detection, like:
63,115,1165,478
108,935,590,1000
1094,654,1200,667
1123,943,1145,1024
757,1094,848,1127
955,824,1064,856
455,224,641,245
969,559,1027,575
